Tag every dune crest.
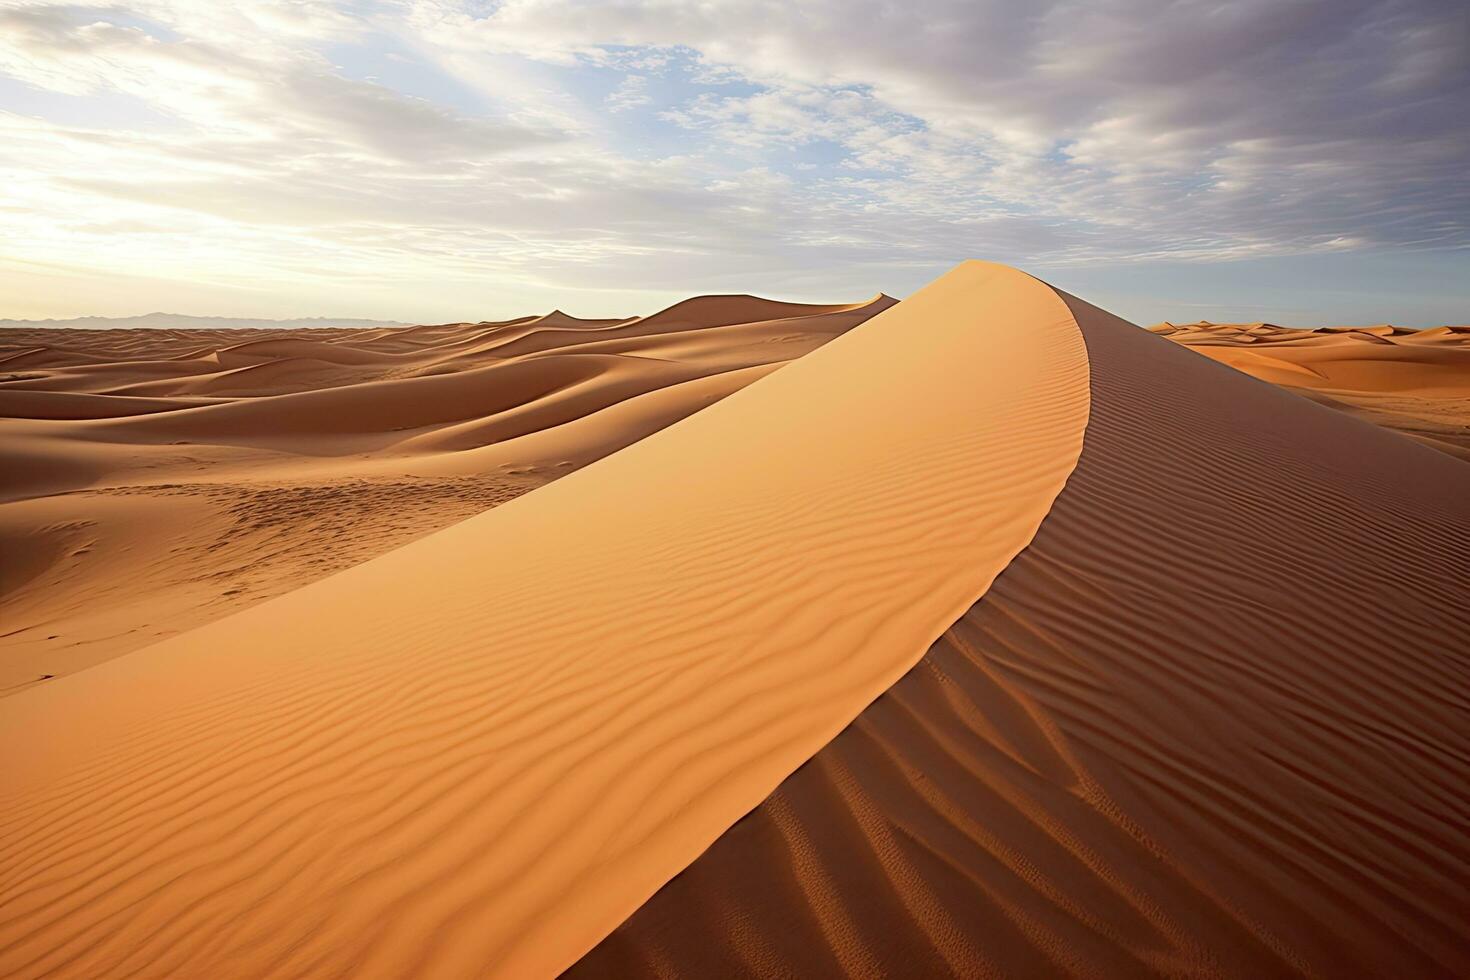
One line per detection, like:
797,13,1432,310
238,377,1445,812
573,295,1470,978
0,262,1089,977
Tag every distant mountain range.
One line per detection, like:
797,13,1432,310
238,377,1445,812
0,313,411,330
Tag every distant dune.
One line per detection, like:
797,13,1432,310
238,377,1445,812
0,295,895,685
1,267,1466,979
1155,321,1470,460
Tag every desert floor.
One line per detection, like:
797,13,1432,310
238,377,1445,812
1,264,1466,978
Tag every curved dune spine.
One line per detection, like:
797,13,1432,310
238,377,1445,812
570,288,1470,979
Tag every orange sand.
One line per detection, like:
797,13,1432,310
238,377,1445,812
0,262,1090,977
1,295,892,689
1155,321,1470,460
574,295,1470,978
4,270,1467,979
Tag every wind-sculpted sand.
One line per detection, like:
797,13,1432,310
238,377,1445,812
3,266,1466,979
0,295,893,689
1156,320,1470,460
573,296,1470,977
0,263,1091,977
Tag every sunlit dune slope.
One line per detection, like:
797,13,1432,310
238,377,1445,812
0,262,1089,978
1156,320,1470,460
0,295,893,687
574,297,1470,978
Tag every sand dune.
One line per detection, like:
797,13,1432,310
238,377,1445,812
1156,320,1470,460
0,263,1089,977
0,295,892,685
3,266,1466,979
574,296,1470,978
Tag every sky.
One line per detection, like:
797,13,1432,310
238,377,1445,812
0,0,1466,325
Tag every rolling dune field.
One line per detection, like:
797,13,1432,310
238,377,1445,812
1153,320,1470,460
0,295,893,690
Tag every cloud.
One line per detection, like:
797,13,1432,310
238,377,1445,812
605,73,650,112
423,0,1470,255
0,4,560,160
0,0,1465,320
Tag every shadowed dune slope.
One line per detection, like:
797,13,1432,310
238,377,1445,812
0,295,892,685
0,263,1088,978
1156,321,1470,461
572,296,1470,978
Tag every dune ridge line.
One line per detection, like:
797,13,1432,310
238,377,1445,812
571,289,1470,978
0,261,1089,978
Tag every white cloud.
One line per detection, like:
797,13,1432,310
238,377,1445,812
605,73,650,112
